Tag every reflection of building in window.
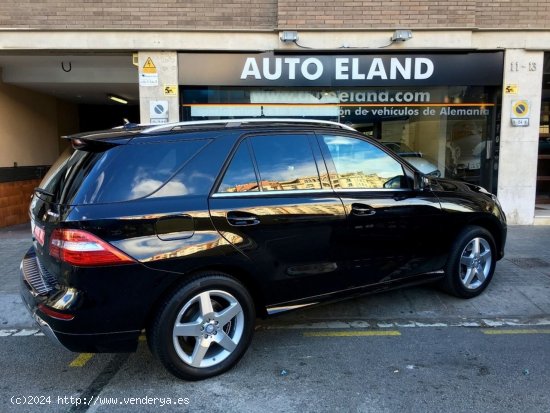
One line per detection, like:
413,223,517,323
223,171,387,192
231,182,260,192
225,176,323,192
329,172,386,189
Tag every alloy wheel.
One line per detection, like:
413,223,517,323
459,237,493,290
172,290,244,368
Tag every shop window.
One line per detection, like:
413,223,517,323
183,85,498,190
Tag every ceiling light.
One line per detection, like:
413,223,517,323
107,94,128,104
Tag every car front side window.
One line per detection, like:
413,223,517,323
321,135,406,190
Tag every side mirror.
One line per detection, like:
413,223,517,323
414,171,429,190
383,175,405,189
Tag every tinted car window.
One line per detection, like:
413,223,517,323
37,146,74,199
250,134,321,191
218,141,259,193
64,140,209,204
37,147,104,204
321,135,405,189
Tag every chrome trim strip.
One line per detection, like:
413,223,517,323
212,189,331,198
266,302,319,315
142,118,356,134
212,188,410,198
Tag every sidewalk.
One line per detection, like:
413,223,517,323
1,224,549,329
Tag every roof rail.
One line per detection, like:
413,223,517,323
141,118,356,134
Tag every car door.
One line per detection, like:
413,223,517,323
208,132,349,307
316,133,446,287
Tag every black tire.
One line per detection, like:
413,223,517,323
148,273,255,380
440,225,496,298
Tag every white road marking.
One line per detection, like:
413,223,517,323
0,329,45,336
261,317,550,330
2,317,550,337
12,329,40,336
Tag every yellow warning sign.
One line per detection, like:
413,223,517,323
143,57,157,74
505,84,518,94
163,85,177,96
512,100,529,118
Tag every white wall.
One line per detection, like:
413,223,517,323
497,50,544,225
138,51,179,124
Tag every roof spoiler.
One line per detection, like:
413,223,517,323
61,128,139,151
61,135,121,152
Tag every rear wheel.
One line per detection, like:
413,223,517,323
441,226,496,298
148,273,255,380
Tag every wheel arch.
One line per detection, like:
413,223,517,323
466,215,505,259
144,263,267,332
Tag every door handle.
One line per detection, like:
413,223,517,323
351,203,376,217
227,211,260,226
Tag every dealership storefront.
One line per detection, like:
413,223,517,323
178,52,503,193
1,45,546,228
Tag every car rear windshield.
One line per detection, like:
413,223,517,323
36,139,209,205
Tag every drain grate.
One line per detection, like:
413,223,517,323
507,257,549,269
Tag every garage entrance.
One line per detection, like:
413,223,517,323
0,53,139,227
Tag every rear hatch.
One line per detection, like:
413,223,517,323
29,127,212,288
29,131,133,291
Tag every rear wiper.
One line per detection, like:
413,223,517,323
34,187,54,198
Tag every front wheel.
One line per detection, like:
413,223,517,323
441,226,496,298
148,273,255,380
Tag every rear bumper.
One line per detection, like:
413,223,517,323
20,247,140,353
32,311,63,347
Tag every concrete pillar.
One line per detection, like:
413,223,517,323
497,50,544,225
138,51,179,124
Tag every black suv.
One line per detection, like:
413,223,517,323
20,119,506,380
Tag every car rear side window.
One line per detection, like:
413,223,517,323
250,134,321,192
218,141,259,193
65,139,209,205
218,134,322,193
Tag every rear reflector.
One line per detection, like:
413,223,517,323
49,229,135,267
38,303,75,321
32,223,45,247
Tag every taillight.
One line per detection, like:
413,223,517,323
49,229,135,267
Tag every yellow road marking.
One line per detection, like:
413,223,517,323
481,329,550,335
69,353,94,367
304,330,401,337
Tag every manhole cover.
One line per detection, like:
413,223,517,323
507,258,549,268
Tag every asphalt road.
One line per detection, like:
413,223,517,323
1,325,549,413
1,225,550,413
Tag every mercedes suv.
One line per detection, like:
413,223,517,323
20,119,507,380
